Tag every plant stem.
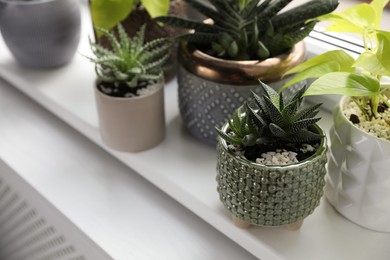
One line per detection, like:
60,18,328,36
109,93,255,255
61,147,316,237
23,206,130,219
351,97,370,121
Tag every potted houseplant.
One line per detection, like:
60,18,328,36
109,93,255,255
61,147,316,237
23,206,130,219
90,0,184,79
154,0,339,145
86,24,172,152
216,82,327,229
0,0,81,68
282,0,390,232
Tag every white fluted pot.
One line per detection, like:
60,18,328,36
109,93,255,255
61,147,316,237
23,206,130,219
326,96,390,232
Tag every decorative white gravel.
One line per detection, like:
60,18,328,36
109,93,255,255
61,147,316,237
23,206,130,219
256,149,299,165
342,98,390,141
229,144,318,165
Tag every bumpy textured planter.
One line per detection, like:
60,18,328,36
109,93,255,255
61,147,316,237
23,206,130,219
178,41,306,145
95,81,165,152
326,96,390,232
216,124,327,228
0,0,81,69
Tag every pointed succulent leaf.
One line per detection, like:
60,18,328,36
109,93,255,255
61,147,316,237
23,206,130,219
285,118,321,135
257,41,270,59
272,0,339,29
287,129,323,143
176,33,219,44
242,0,261,17
242,133,257,146
154,16,222,33
293,103,322,121
269,123,287,138
263,96,285,126
185,0,224,22
259,81,279,105
216,127,243,146
246,102,268,127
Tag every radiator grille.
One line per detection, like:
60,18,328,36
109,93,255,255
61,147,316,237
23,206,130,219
0,178,85,260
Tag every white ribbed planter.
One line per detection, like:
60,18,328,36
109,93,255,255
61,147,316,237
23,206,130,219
326,96,390,232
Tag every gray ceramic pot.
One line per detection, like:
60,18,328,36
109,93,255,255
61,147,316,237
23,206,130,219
216,123,327,228
0,0,81,69
178,41,306,146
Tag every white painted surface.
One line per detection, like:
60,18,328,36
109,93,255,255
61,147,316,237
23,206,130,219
0,77,258,260
0,1,389,260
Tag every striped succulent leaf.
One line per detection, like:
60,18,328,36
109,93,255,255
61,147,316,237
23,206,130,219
217,81,323,147
154,0,338,60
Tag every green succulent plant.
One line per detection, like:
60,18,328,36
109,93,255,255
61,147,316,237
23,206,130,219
216,81,323,147
154,0,338,60
86,24,172,96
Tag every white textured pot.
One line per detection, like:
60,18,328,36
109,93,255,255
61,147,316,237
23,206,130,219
94,81,165,152
326,96,390,232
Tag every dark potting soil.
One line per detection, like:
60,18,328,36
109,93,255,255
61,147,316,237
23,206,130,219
244,142,319,163
97,81,148,98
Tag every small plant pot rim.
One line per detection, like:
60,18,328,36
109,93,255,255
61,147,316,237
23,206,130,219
95,79,163,100
338,95,390,144
219,122,327,168
178,41,306,85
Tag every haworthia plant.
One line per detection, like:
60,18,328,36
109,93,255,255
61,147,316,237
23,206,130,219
154,0,339,60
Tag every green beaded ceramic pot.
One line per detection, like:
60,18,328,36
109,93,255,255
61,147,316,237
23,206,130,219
216,124,328,228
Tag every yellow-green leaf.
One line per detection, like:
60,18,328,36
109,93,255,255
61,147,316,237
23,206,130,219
91,0,133,37
142,0,170,18
281,50,355,90
304,72,380,97
370,0,390,28
318,3,376,34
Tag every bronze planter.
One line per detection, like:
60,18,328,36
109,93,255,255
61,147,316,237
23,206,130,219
178,41,306,145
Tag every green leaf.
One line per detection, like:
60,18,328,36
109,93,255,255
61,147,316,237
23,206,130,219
370,0,390,28
304,72,381,97
90,0,133,36
142,0,170,18
318,3,376,34
282,50,355,90
353,32,390,76
285,50,355,75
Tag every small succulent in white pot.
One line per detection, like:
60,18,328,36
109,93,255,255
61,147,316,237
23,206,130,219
282,0,390,232
86,24,172,152
216,82,327,229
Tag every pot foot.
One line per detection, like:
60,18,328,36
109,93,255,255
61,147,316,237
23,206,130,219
232,215,251,229
285,220,303,230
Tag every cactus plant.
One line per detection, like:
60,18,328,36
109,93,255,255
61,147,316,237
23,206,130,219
155,0,338,60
